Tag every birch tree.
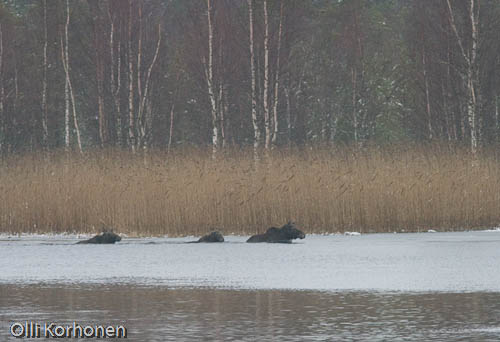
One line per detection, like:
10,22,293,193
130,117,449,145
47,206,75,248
263,0,271,150
348,1,364,144
205,0,218,157
271,0,284,146
137,22,161,150
63,1,70,150
41,0,49,147
61,0,82,153
247,0,260,160
127,0,135,152
446,0,480,154
136,2,143,148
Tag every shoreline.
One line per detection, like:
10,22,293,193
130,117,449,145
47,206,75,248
1,226,499,240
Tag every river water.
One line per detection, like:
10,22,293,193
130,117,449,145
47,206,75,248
1,231,500,340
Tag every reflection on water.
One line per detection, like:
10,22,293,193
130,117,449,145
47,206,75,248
1,285,500,341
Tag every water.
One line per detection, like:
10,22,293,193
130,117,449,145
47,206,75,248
1,231,500,340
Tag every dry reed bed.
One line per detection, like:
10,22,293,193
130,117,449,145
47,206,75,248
1,146,500,236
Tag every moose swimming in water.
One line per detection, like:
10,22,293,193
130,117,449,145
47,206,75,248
247,222,305,243
188,231,224,243
77,231,122,244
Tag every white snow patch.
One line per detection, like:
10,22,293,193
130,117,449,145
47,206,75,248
427,230,437,233
480,227,500,232
344,231,361,236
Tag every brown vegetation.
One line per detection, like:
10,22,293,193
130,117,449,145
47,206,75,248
1,145,500,236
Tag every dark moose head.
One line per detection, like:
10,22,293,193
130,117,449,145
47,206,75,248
281,221,305,240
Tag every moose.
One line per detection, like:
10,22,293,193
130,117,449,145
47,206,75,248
247,222,305,243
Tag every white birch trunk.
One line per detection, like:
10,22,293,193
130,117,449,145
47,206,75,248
355,6,365,143
69,0,82,153
138,23,161,150
167,72,181,154
41,0,49,146
136,2,143,148
263,0,271,150
116,38,122,145
128,0,135,152
61,50,82,153
422,42,433,140
446,0,479,154
206,0,218,158
468,0,479,153
272,0,284,145
64,0,70,151
61,4,82,153
67,72,82,153
247,0,260,160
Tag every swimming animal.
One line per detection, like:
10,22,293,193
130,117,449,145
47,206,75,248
77,231,122,244
189,231,225,243
247,222,305,243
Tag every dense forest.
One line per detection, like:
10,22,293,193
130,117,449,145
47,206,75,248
3,0,500,235
0,0,498,155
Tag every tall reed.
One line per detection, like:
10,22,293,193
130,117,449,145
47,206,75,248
1,145,499,236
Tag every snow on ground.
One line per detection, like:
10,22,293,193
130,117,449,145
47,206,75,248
344,231,361,236
480,227,500,232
